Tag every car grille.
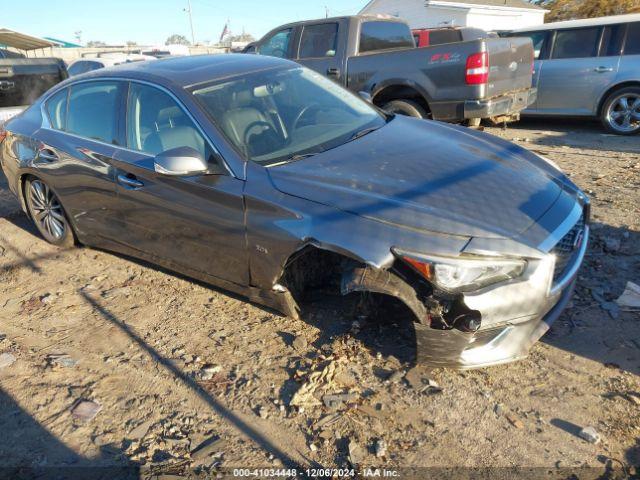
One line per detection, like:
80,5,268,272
551,214,585,284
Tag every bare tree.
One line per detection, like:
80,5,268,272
86,40,107,47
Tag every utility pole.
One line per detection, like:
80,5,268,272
185,0,196,45
325,6,329,18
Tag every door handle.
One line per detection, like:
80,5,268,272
594,66,613,73
327,67,341,77
117,173,144,189
37,148,59,162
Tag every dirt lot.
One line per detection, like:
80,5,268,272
1,118,639,479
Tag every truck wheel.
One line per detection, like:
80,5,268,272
601,86,640,135
382,99,429,119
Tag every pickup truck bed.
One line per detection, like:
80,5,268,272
253,16,535,124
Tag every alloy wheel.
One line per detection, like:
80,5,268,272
28,180,67,242
606,93,640,134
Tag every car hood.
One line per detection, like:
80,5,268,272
267,116,566,241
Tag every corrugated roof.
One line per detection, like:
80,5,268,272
0,28,57,50
429,0,545,10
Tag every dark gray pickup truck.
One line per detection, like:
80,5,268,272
253,16,536,124
0,49,67,108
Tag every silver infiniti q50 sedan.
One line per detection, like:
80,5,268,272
0,54,589,368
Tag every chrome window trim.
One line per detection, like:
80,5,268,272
38,76,235,178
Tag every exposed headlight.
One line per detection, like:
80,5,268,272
394,250,527,293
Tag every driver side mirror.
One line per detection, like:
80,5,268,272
154,146,209,176
358,91,373,103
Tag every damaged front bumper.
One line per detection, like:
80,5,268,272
415,278,575,369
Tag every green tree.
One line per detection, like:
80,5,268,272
165,34,191,46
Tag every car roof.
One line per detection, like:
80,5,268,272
511,13,640,32
79,54,295,88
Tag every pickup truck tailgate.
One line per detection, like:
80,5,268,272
486,36,533,98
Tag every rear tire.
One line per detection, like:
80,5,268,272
382,99,429,119
25,178,76,248
600,86,640,135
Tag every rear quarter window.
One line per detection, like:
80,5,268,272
359,21,414,53
45,89,68,130
428,29,462,45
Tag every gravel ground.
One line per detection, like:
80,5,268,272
0,117,639,479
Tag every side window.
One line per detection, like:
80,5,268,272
600,24,626,57
520,31,548,59
45,89,68,130
67,61,103,76
551,27,600,59
624,22,640,55
299,23,338,58
126,82,216,164
258,29,292,58
359,21,415,53
67,81,121,144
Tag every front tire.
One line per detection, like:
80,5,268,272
382,99,429,119
601,86,640,135
25,178,75,247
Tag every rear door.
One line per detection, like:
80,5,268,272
110,81,248,286
295,21,346,85
35,80,125,239
537,25,621,115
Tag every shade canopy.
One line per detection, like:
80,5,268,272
0,28,58,51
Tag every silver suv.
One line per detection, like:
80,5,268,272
507,14,640,135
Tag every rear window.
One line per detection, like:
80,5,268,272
299,23,338,58
359,21,414,53
67,81,121,144
68,61,103,76
551,27,600,59
625,22,640,55
517,31,548,59
428,29,462,45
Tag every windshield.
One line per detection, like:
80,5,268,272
191,67,386,165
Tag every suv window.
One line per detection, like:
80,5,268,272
551,27,600,59
299,23,338,58
625,22,640,55
600,24,626,57
126,82,216,164
67,81,121,144
359,21,414,53
68,61,104,76
258,29,292,58
45,89,68,130
519,31,548,59
428,29,462,46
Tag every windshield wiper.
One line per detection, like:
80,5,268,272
266,152,320,167
349,126,380,142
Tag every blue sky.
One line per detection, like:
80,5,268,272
7,0,367,46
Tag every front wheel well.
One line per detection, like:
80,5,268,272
597,82,640,115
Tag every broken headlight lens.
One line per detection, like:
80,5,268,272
396,250,526,293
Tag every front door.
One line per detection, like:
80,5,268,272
295,22,345,85
537,26,620,115
111,81,248,286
